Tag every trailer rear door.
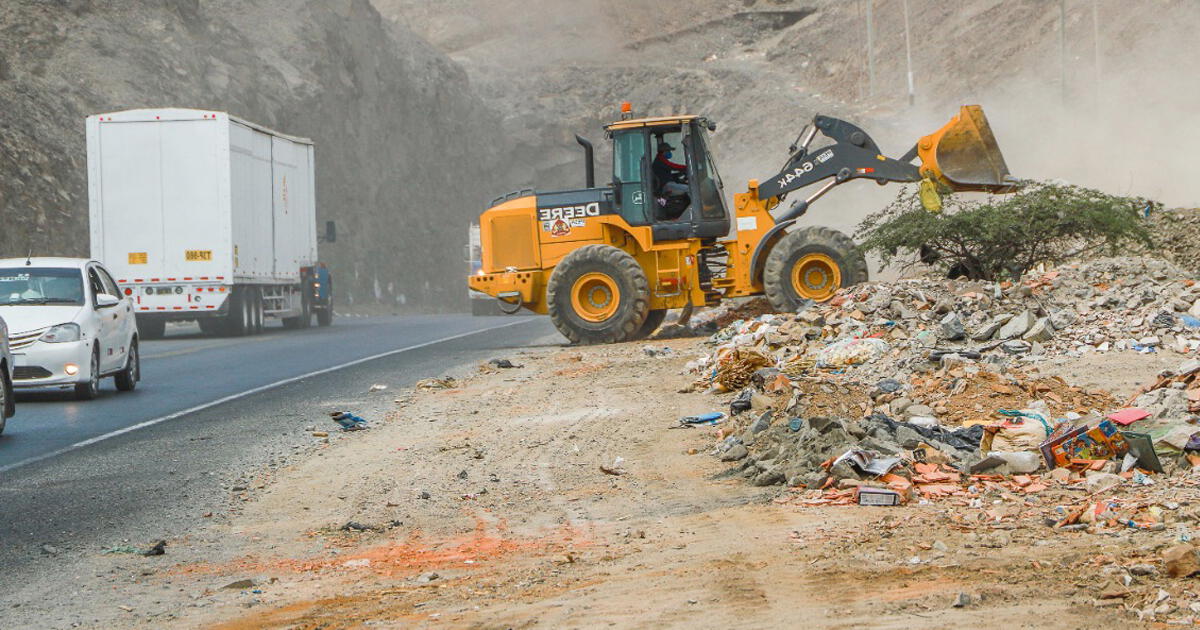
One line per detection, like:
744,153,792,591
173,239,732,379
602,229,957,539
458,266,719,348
92,114,228,282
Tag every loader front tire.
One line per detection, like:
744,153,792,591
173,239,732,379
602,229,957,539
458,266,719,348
763,226,868,311
547,245,650,345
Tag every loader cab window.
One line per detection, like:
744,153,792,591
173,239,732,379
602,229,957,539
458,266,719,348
612,130,651,226
691,127,728,221
651,127,691,221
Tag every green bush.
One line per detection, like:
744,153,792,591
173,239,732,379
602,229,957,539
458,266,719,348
854,182,1157,281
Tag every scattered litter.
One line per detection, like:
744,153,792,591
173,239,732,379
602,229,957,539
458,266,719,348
677,412,725,427
600,456,627,476
488,358,522,369
368,383,388,392
832,449,902,477
817,337,889,368
1107,407,1150,426
729,388,754,416
857,487,901,506
330,411,368,431
416,377,458,389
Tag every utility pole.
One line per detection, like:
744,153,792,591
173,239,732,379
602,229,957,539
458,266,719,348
902,0,915,106
1092,0,1102,109
1059,0,1068,104
865,0,875,99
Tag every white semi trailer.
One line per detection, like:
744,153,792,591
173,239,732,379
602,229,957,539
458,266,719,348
86,108,335,339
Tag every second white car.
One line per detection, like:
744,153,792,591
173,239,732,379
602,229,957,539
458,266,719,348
0,258,140,400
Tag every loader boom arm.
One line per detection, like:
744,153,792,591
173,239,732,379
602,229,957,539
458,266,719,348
756,114,922,222
755,106,1017,223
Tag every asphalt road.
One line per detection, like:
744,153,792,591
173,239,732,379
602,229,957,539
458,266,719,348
0,314,547,472
0,313,559,611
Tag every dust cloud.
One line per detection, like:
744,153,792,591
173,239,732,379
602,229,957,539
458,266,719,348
380,0,1199,278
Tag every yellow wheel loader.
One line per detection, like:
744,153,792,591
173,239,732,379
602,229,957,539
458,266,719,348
469,105,1016,344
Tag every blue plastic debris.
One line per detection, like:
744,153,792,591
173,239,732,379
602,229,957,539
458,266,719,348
680,412,726,426
331,411,368,431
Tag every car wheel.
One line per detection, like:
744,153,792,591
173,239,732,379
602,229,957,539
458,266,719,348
0,367,11,435
74,347,100,400
115,339,139,392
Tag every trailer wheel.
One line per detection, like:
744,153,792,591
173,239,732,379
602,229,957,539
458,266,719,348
282,288,311,329
628,309,667,341
137,316,166,340
763,226,868,311
547,245,649,345
316,302,333,327
222,289,251,336
250,288,264,334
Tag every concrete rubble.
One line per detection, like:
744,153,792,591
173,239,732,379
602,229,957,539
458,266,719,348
681,256,1200,624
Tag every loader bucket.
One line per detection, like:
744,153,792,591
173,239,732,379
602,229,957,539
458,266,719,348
917,105,1018,193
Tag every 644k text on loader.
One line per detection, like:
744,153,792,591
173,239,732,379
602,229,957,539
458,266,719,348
469,105,1017,344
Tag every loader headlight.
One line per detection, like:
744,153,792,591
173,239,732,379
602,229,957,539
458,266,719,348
40,323,81,343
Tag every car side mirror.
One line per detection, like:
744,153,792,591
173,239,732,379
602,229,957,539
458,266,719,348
96,293,120,308
324,220,337,243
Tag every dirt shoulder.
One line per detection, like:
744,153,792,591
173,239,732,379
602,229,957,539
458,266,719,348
50,335,1168,629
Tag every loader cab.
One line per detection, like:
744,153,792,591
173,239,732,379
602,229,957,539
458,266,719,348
606,116,730,242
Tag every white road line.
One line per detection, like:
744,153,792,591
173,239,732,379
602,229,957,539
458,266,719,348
0,318,537,475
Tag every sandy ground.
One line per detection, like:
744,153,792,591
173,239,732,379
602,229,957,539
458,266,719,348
48,335,1172,629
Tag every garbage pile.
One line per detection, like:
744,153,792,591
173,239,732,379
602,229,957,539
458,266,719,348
673,257,1200,623
685,256,1200,510
700,257,1200,365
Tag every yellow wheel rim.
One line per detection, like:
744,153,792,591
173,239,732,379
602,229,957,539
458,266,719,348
791,253,841,302
571,272,620,322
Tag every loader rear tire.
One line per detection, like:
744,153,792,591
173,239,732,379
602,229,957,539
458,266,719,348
628,309,667,341
547,245,650,345
763,226,868,311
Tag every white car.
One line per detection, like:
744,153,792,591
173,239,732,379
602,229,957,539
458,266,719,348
0,314,13,434
0,258,140,400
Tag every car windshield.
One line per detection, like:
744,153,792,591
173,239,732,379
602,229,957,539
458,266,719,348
0,267,85,306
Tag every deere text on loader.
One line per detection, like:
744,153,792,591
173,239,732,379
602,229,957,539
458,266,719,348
469,105,1016,344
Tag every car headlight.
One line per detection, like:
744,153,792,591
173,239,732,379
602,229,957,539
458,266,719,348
40,323,81,343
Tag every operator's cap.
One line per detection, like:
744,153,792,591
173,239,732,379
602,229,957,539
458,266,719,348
657,142,675,152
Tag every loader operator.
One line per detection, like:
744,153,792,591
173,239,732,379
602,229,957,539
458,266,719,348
652,142,689,219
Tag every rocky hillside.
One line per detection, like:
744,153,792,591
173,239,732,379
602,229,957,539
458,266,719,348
0,0,503,308
379,0,1200,234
